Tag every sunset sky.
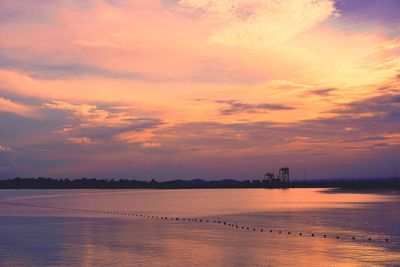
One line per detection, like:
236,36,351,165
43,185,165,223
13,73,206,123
0,0,399,180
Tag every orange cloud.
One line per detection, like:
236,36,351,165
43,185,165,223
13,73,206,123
0,97,38,118
65,137,95,145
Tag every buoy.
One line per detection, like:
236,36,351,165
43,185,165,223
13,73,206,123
299,233,302,236
279,230,282,234
260,229,264,232
288,232,291,235
323,235,327,238
311,234,314,237
352,237,355,240
336,236,339,239
253,228,256,231
385,239,389,242
368,237,372,241
270,230,273,233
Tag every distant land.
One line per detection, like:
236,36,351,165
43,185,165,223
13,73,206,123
0,177,399,190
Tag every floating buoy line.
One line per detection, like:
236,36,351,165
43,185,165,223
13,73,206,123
0,201,391,244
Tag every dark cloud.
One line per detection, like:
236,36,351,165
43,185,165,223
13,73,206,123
390,96,400,102
74,118,164,140
332,93,400,123
339,136,388,143
0,91,44,106
41,101,165,142
216,100,294,115
0,110,62,143
305,88,336,96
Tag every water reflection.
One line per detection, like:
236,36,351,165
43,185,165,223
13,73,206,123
2,188,395,216
0,189,399,266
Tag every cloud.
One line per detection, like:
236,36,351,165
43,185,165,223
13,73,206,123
1,91,399,179
179,0,339,48
0,96,38,118
216,100,294,115
43,101,165,144
65,137,95,145
43,101,111,124
0,54,143,80
153,91,400,155
0,144,12,152
115,129,162,148
305,88,336,96
331,93,400,123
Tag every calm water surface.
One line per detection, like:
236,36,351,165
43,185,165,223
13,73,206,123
0,188,399,266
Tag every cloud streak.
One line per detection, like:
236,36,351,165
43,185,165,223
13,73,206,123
305,88,336,96
0,96,38,118
0,144,12,153
216,100,294,115
0,54,144,80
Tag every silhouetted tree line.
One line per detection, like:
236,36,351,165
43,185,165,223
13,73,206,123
0,177,398,190
0,177,253,189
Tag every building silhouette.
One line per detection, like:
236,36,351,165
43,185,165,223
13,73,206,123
263,167,290,187
278,167,290,183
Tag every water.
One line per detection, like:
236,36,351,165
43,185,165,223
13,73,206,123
0,188,399,266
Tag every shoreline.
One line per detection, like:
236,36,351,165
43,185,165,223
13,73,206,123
1,177,399,190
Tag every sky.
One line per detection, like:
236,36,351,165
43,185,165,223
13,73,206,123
0,0,399,180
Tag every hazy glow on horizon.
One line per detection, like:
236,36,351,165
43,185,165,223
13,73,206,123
0,0,399,179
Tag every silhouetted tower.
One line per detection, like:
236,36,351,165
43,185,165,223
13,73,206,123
279,167,289,183
264,173,275,182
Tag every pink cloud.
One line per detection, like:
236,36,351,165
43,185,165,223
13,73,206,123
0,97,38,118
0,144,12,152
